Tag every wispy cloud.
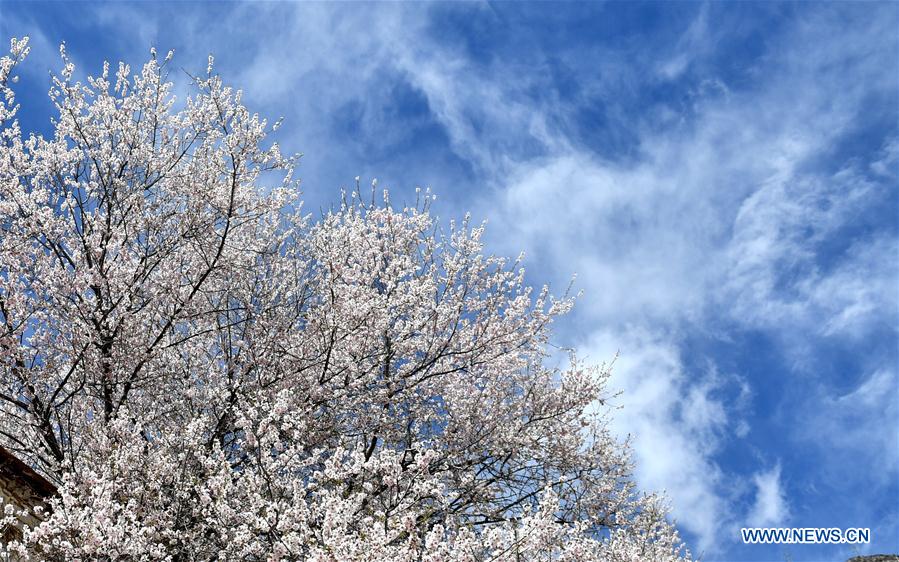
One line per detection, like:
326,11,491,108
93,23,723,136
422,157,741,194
581,327,732,552
747,463,789,528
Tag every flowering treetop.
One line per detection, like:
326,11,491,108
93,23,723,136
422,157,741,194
0,38,690,561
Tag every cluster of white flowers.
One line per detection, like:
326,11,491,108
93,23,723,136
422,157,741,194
0,39,691,561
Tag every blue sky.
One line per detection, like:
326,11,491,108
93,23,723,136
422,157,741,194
1,2,896,560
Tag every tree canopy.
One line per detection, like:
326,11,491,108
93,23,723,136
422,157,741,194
0,38,690,561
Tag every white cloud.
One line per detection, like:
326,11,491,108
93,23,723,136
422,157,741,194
723,151,897,346
802,368,899,485
656,3,710,81
747,463,789,528
581,327,731,552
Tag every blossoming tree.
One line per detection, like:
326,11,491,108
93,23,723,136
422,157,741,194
0,38,690,561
